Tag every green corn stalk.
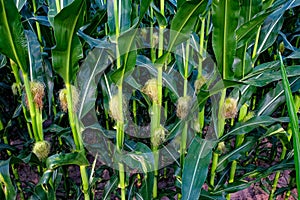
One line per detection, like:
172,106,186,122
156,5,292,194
151,0,165,198
150,7,155,62
113,0,126,199
209,89,226,187
197,17,206,136
210,0,239,188
64,84,90,199
227,103,248,200
10,60,34,139
31,0,42,45
251,25,261,65
180,39,190,169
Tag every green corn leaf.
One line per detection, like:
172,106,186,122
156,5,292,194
200,190,226,200
52,0,86,84
235,0,285,48
25,30,43,80
216,137,256,172
139,172,154,200
279,53,300,196
212,0,240,79
13,0,26,11
109,0,151,84
77,47,112,120
48,0,74,25
0,0,28,72
135,55,180,98
0,159,17,200
242,66,300,87
107,0,132,35
119,142,154,173
103,174,119,200
241,61,279,80
257,77,300,116
235,0,262,78
0,54,6,69
181,136,216,200
213,160,295,195
212,181,253,195
76,47,115,165
255,0,295,59
31,170,55,200
236,11,268,46
46,152,89,170
151,3,167,27
168,0,208,52
220,116,288,140
109,26,138,85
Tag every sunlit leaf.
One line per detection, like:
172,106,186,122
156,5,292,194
52,0,86,83
212,0,240,79
0,0,28,72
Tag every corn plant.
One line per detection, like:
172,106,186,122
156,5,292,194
1,0,300,199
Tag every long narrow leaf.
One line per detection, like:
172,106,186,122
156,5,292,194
216,137,256,172
279,53,300,196
181,136,216,200
46,152,89,170
255,0,295,58
0,0,28,72
212,0,240,79
77,47,112,119
168,0,208,52
52,0,86,83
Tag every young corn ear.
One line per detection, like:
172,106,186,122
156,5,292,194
11,83,19,95
32,140,50,161
176,96,191,119
142,78,158,103
217,141,227,154
279,41,285,54
151,125,166,147
192,117,201,132
222,97,238,119
59,85,79,112
109,94,126,122
194,76,206,94
25,81,45,110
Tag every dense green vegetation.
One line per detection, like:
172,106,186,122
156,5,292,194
0,0,300,199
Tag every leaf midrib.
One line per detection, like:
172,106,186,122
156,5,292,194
103,177,118,200
223,0,228,78
66,1,83,84
229,118,274,135
257,78,299,116
78,50,102,118
186,140,206,200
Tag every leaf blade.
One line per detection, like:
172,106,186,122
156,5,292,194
0,0,28,72
212,0,240,79
182,136,216,200
52,0,86,83
279,53,300,196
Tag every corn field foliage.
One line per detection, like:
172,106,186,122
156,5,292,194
0,0,300,199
